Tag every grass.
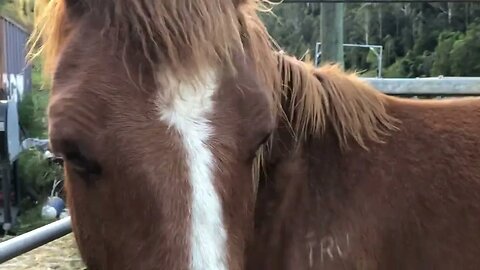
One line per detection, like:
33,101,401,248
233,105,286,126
13,204,52,235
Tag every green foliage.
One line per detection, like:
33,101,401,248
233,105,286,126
431,31,463,76
0,0,34,29
430,20,480,76
19,60,49,138
18,90,49,138
0,2,59,234
14,81,57,233
261,4,321,57
384,57,412,78
449,20,480,76
14,204,52,234
18,149,63,199
263,2,480,77
15,55,55,201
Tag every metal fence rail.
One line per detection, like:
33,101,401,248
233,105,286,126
0,217,72,264
364,77,480,96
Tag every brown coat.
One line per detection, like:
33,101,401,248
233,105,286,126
249,54,480,270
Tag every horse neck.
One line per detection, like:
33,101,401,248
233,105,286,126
274,125,354,198
249,123,360,269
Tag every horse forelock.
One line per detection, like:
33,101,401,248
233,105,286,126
28,0,69,81
28,0,279,86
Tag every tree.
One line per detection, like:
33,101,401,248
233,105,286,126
431,31,462,76
262,2,480,77
450,21,480,76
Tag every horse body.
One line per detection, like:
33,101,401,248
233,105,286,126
248,55,480,270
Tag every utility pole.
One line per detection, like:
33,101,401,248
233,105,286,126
320,2,345,67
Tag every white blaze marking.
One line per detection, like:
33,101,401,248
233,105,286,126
158,70,227,270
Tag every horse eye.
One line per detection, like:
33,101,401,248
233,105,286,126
51,139,102,176
64,149,102,176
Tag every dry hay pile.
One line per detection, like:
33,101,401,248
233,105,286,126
0,233,84,270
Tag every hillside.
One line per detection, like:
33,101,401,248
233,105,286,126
262,2,480,77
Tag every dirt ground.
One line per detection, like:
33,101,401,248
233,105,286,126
0,233,85,270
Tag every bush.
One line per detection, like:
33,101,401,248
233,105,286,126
18,149,63,201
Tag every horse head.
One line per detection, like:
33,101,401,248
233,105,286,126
29,0,280,269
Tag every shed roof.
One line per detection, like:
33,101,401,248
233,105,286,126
0,14,31,34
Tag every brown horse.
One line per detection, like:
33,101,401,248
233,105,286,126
28,0,283,269
248,52,480,270
27,0,480,268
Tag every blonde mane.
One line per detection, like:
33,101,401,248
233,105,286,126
27,0,279,88
252,53,399,188
275,53,399,150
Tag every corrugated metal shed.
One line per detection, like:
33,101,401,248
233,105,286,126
0,16,31,230
0,15,32,103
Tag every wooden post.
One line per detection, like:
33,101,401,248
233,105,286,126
320,2,345,67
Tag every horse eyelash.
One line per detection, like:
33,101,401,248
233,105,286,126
64,150,102,177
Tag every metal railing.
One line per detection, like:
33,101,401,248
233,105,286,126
0,217,72,264
364,77,480,96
